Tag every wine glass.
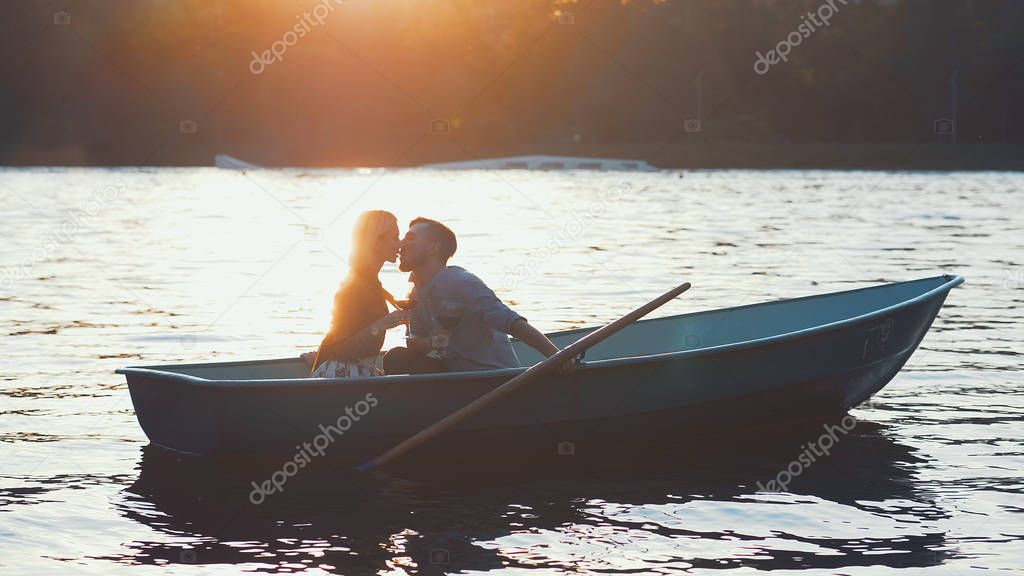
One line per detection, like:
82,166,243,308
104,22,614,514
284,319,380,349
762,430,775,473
432,300,463,358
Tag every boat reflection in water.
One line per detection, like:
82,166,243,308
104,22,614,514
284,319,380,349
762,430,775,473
113,420,950,573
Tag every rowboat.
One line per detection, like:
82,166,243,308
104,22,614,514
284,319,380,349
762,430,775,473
117,275,962,467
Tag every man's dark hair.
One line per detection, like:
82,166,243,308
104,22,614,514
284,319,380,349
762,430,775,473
410,217,457,263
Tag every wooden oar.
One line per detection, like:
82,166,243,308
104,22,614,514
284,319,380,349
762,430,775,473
356,281,692,472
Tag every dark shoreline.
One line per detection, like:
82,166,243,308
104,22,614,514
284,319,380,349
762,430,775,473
4,142,1022,171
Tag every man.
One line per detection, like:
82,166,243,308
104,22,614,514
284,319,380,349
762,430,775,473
383,217,564,374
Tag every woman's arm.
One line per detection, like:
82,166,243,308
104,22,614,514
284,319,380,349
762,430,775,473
314,279,409,367
324,309,409,362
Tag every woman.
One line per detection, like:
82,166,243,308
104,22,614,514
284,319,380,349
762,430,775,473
304,210,408,377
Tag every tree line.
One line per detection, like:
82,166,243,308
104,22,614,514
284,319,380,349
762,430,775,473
1,0,1021,168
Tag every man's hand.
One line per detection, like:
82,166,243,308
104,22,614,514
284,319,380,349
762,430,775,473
300,351,317,369
555,354,583,375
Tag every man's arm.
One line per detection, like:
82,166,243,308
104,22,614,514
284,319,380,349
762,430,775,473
509,318,579,374
509,318,558,358
448,270,574,370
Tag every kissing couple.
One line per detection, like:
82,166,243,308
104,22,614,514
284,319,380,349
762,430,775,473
302,210,566,377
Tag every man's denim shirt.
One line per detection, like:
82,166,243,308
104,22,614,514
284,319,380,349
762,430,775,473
410,266,523,371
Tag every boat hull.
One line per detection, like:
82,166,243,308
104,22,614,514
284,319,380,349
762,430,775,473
121,276,960,464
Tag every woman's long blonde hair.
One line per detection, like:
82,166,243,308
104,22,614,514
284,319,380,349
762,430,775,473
315,210,397,370
348,210,397,272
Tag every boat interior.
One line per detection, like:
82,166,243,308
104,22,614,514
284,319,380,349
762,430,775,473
130,276,952,381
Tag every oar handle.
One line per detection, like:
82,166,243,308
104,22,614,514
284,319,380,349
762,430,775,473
357,281,692,472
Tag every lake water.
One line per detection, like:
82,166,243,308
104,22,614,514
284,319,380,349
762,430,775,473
1,168,1021,575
